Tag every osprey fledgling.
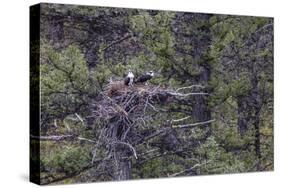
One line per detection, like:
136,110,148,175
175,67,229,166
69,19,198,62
124,70,134,86
135,71,154,84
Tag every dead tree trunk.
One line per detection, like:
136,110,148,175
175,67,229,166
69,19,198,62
115,150,132,180
109,119,133,180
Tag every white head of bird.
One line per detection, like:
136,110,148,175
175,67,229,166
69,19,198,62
128,70,134,78
147,71,154,77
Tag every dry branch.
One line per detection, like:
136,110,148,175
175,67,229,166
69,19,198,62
173,119,215,129
101,33,133,51
31,134,96,143
31,134,75,141
171,116,191,123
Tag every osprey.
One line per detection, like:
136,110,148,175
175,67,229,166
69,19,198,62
124,70,134,86
135,71,154,84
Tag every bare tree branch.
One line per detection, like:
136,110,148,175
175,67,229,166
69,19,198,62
101,33,133,51
171,116,191,123
75,113,85,125
176,85,205,92
31,134,75,141
168,160,211,177
167,92,209,97
173,119,215,129
31,134,96,143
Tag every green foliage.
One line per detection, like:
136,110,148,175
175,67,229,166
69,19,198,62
47,146,91,175
140,158,163,178
138,156,183,178
41,44,89,92
230,77,251,97
40,44,92,123
196,136,246,174
129,12,177,86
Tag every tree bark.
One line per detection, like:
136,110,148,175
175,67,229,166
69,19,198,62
251,74,262,170
192,69,211,123
48,16,64,44
237,95,250,136
116,152,132,180
191,14,213,134
253,109,261,170
111,123,133,180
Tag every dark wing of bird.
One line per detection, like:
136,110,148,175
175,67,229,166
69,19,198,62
135,74,152,83
124,77,130,85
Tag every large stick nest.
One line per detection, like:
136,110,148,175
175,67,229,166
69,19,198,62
89,81,211,166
